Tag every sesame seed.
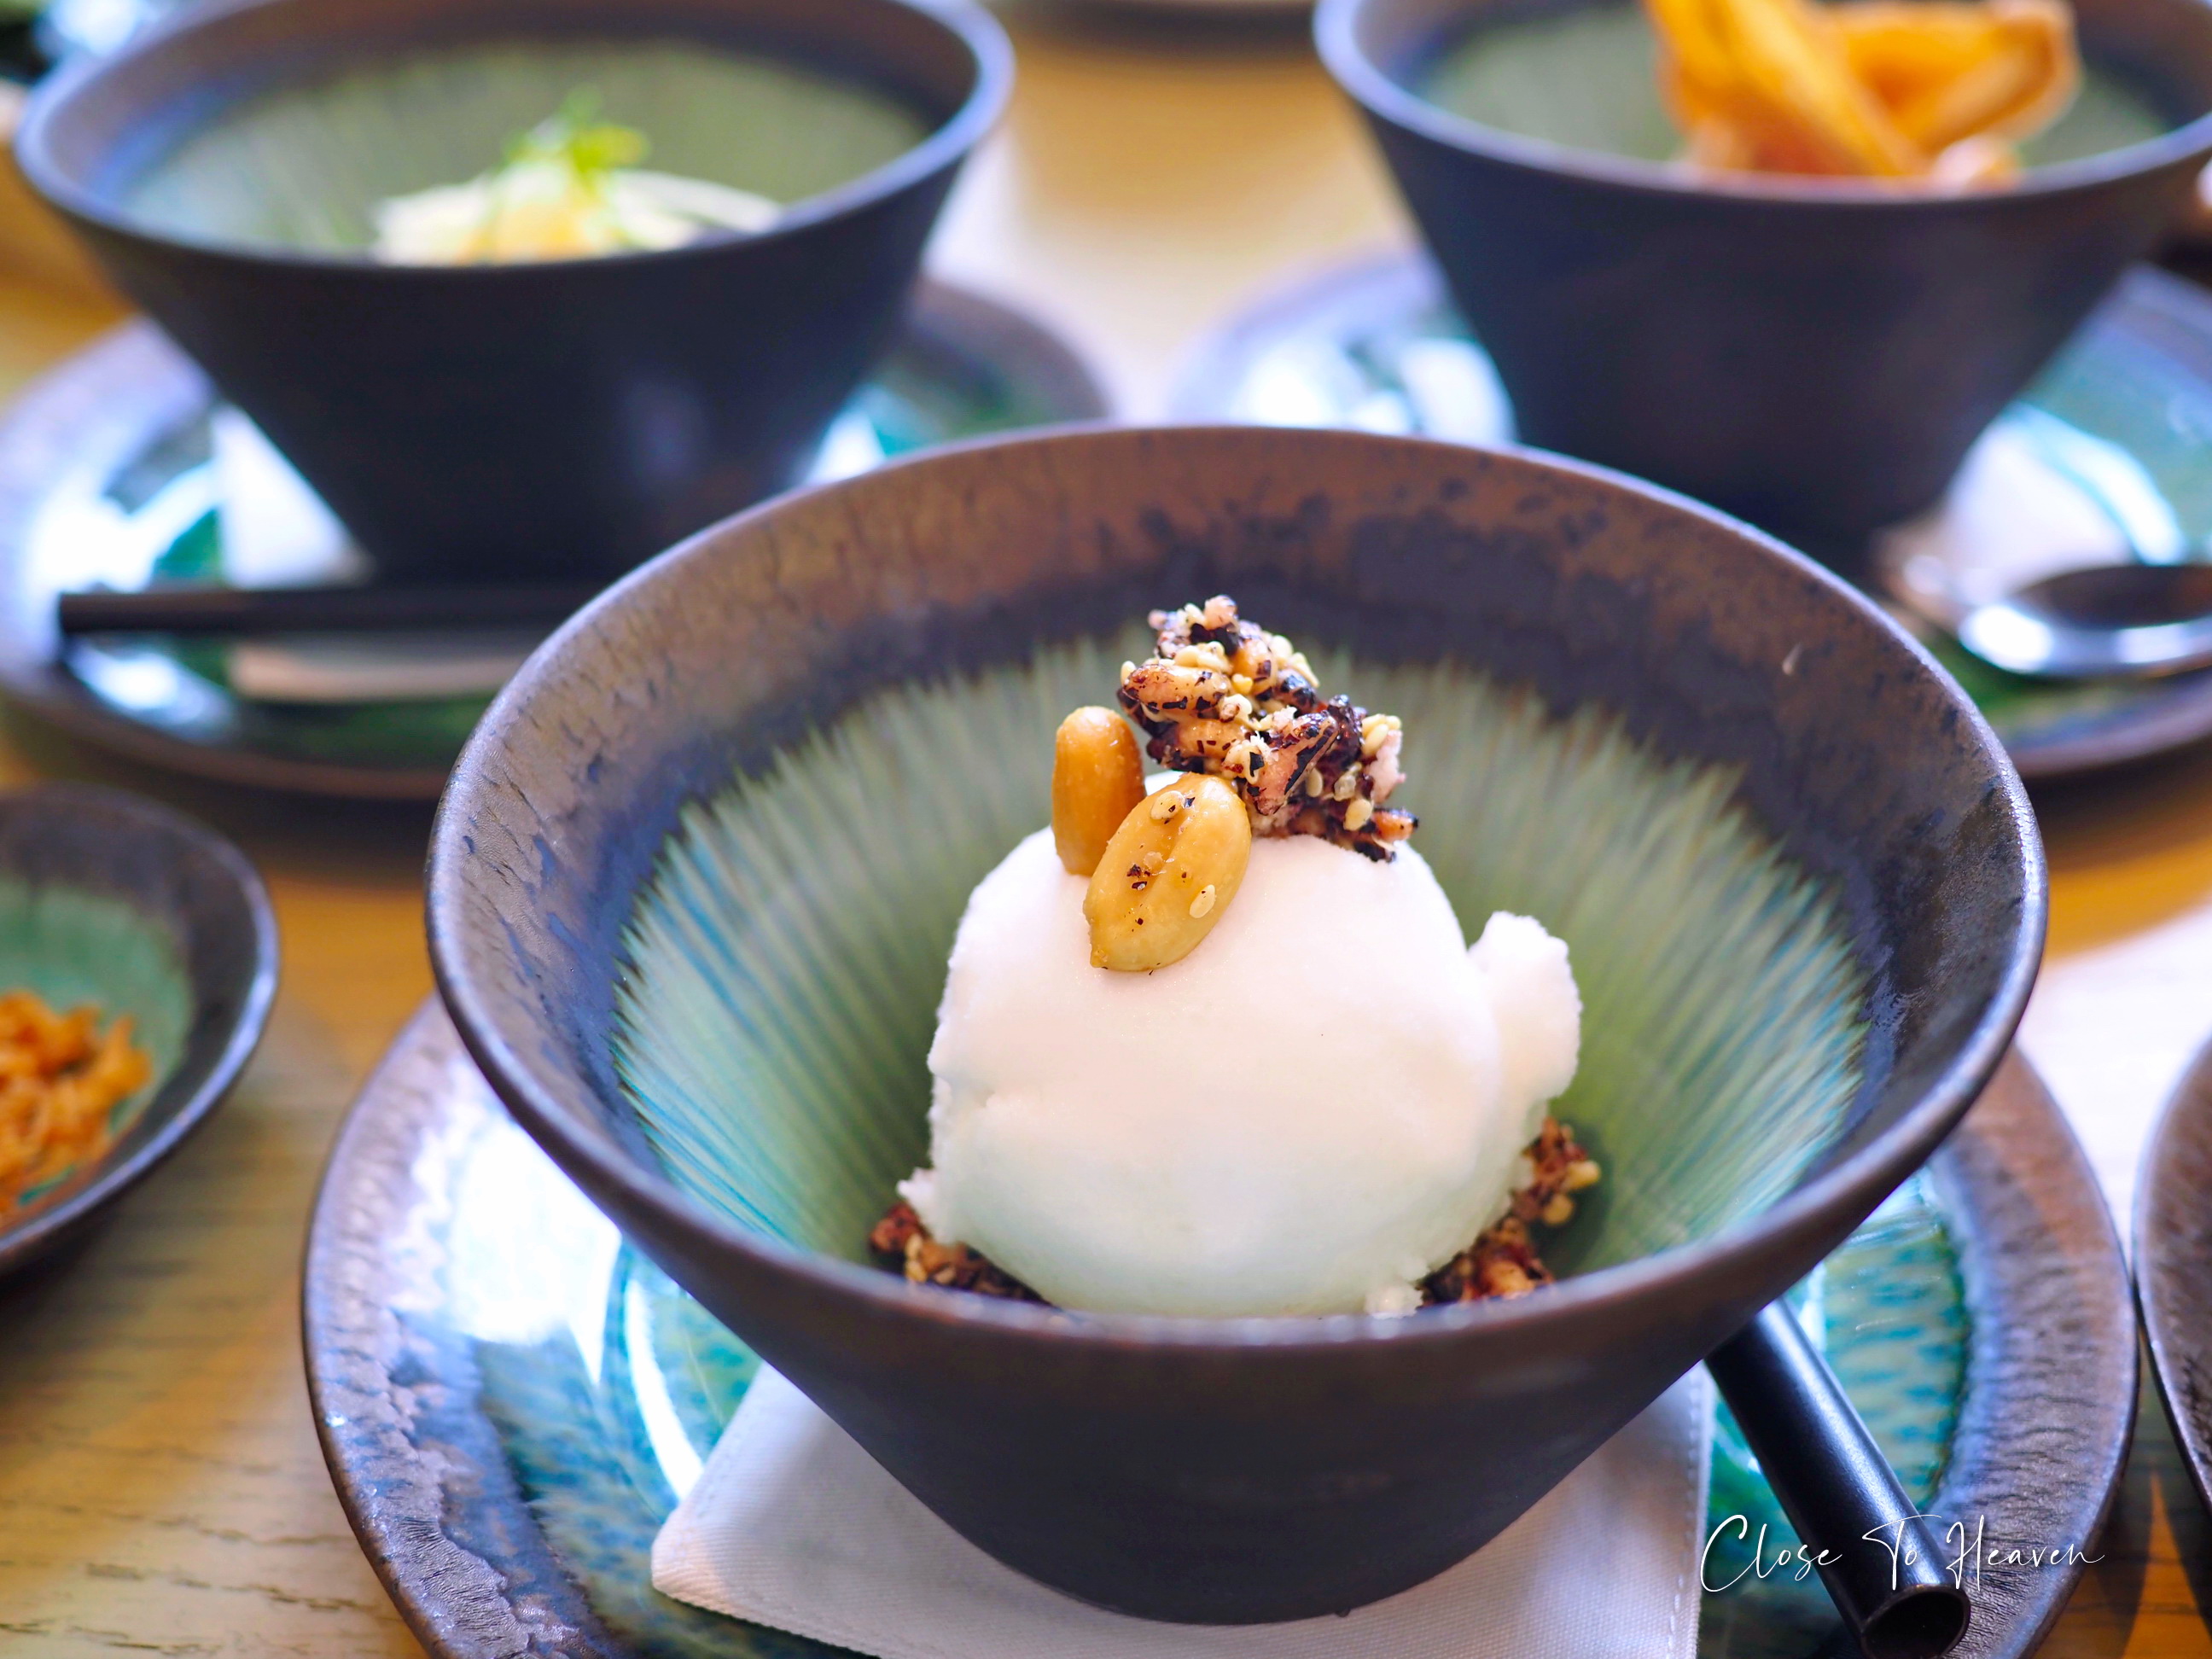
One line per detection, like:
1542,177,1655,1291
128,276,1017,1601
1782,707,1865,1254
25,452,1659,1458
1344,797,1375,831
1189,885,1216,918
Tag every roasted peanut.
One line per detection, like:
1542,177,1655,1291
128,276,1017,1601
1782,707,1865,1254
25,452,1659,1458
1083,774,1251,971
1052,707,1145,876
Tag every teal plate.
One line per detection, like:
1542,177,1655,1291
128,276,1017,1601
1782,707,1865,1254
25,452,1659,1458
0,281,1108,800
1172,254,2212,782
307,1005,2132,1659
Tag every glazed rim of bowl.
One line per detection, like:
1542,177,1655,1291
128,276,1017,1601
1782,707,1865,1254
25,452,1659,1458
1315,0,2212,207
14,0,1013,271
427,424,2046,1359
0,783,278,1265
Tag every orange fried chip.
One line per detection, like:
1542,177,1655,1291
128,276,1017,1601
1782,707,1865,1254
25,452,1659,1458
1651,0,1927,174
1644,0,2080,181
1837,0,2079,150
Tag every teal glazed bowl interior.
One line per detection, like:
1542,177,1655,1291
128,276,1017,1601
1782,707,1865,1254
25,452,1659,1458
0,783,276,1277
427,426,2043,1624
15,0,1010,581
1316,0,2212,556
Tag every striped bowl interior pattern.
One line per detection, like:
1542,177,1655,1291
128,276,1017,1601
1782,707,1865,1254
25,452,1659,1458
612,632,1866,1289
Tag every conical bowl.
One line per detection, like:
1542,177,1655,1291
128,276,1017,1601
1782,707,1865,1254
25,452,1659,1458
1318,0,2212,556
16,0,1010,581
428,425,2043,1622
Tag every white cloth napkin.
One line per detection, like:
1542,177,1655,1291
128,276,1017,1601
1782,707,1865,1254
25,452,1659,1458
652,1365,1714,1659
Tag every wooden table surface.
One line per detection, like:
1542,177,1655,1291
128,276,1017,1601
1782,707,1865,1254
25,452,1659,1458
0,6,2207,1653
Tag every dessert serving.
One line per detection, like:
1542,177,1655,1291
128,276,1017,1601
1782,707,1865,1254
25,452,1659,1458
372,94,781,264
112,37,928,258
1416,0,2171,183
870,597,1598,1318
1644,0,2081,180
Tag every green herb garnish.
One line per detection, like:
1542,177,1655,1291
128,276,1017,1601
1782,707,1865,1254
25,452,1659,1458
502,89,649,190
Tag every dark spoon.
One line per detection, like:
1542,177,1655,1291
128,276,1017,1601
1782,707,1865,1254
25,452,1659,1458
1956,562,2212,679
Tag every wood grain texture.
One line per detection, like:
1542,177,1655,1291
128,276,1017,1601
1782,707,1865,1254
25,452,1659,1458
0,0,2206,1650
0,741,434,1654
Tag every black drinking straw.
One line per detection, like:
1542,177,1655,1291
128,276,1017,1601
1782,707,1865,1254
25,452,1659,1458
1707,1302,1971,1659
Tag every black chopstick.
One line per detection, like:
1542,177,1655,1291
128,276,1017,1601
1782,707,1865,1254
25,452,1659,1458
56,585,602,638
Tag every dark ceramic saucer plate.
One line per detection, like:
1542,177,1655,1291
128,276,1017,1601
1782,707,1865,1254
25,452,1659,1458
0,280,1108,799
307,1003,2129,1659
1173,253,2212,781
2138,1036,2212,1528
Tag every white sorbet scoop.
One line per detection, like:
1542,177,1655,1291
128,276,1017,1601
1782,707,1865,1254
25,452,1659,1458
899,830,1581,1318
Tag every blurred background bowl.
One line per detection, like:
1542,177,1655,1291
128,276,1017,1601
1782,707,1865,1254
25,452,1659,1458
1318,0,2212,560
427,424,2041,1623
13,0,1010,583
0,782,274,1278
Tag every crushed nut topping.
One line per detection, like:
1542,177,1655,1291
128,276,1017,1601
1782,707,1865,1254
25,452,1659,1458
1421,1118,1598,1305
868,1202,1045,1301
869,1117,1598,1312
1116,595,1415,862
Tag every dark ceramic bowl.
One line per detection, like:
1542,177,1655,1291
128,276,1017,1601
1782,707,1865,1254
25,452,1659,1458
15,0,1010,583
426,425,2043,1623
1317,0,2212,556
0,783,276,1277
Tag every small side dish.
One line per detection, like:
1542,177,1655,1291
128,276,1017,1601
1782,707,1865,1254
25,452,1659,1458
1644,0,2080,180
0,988,152,1208
373,92,781,264
872,597,1599,1318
